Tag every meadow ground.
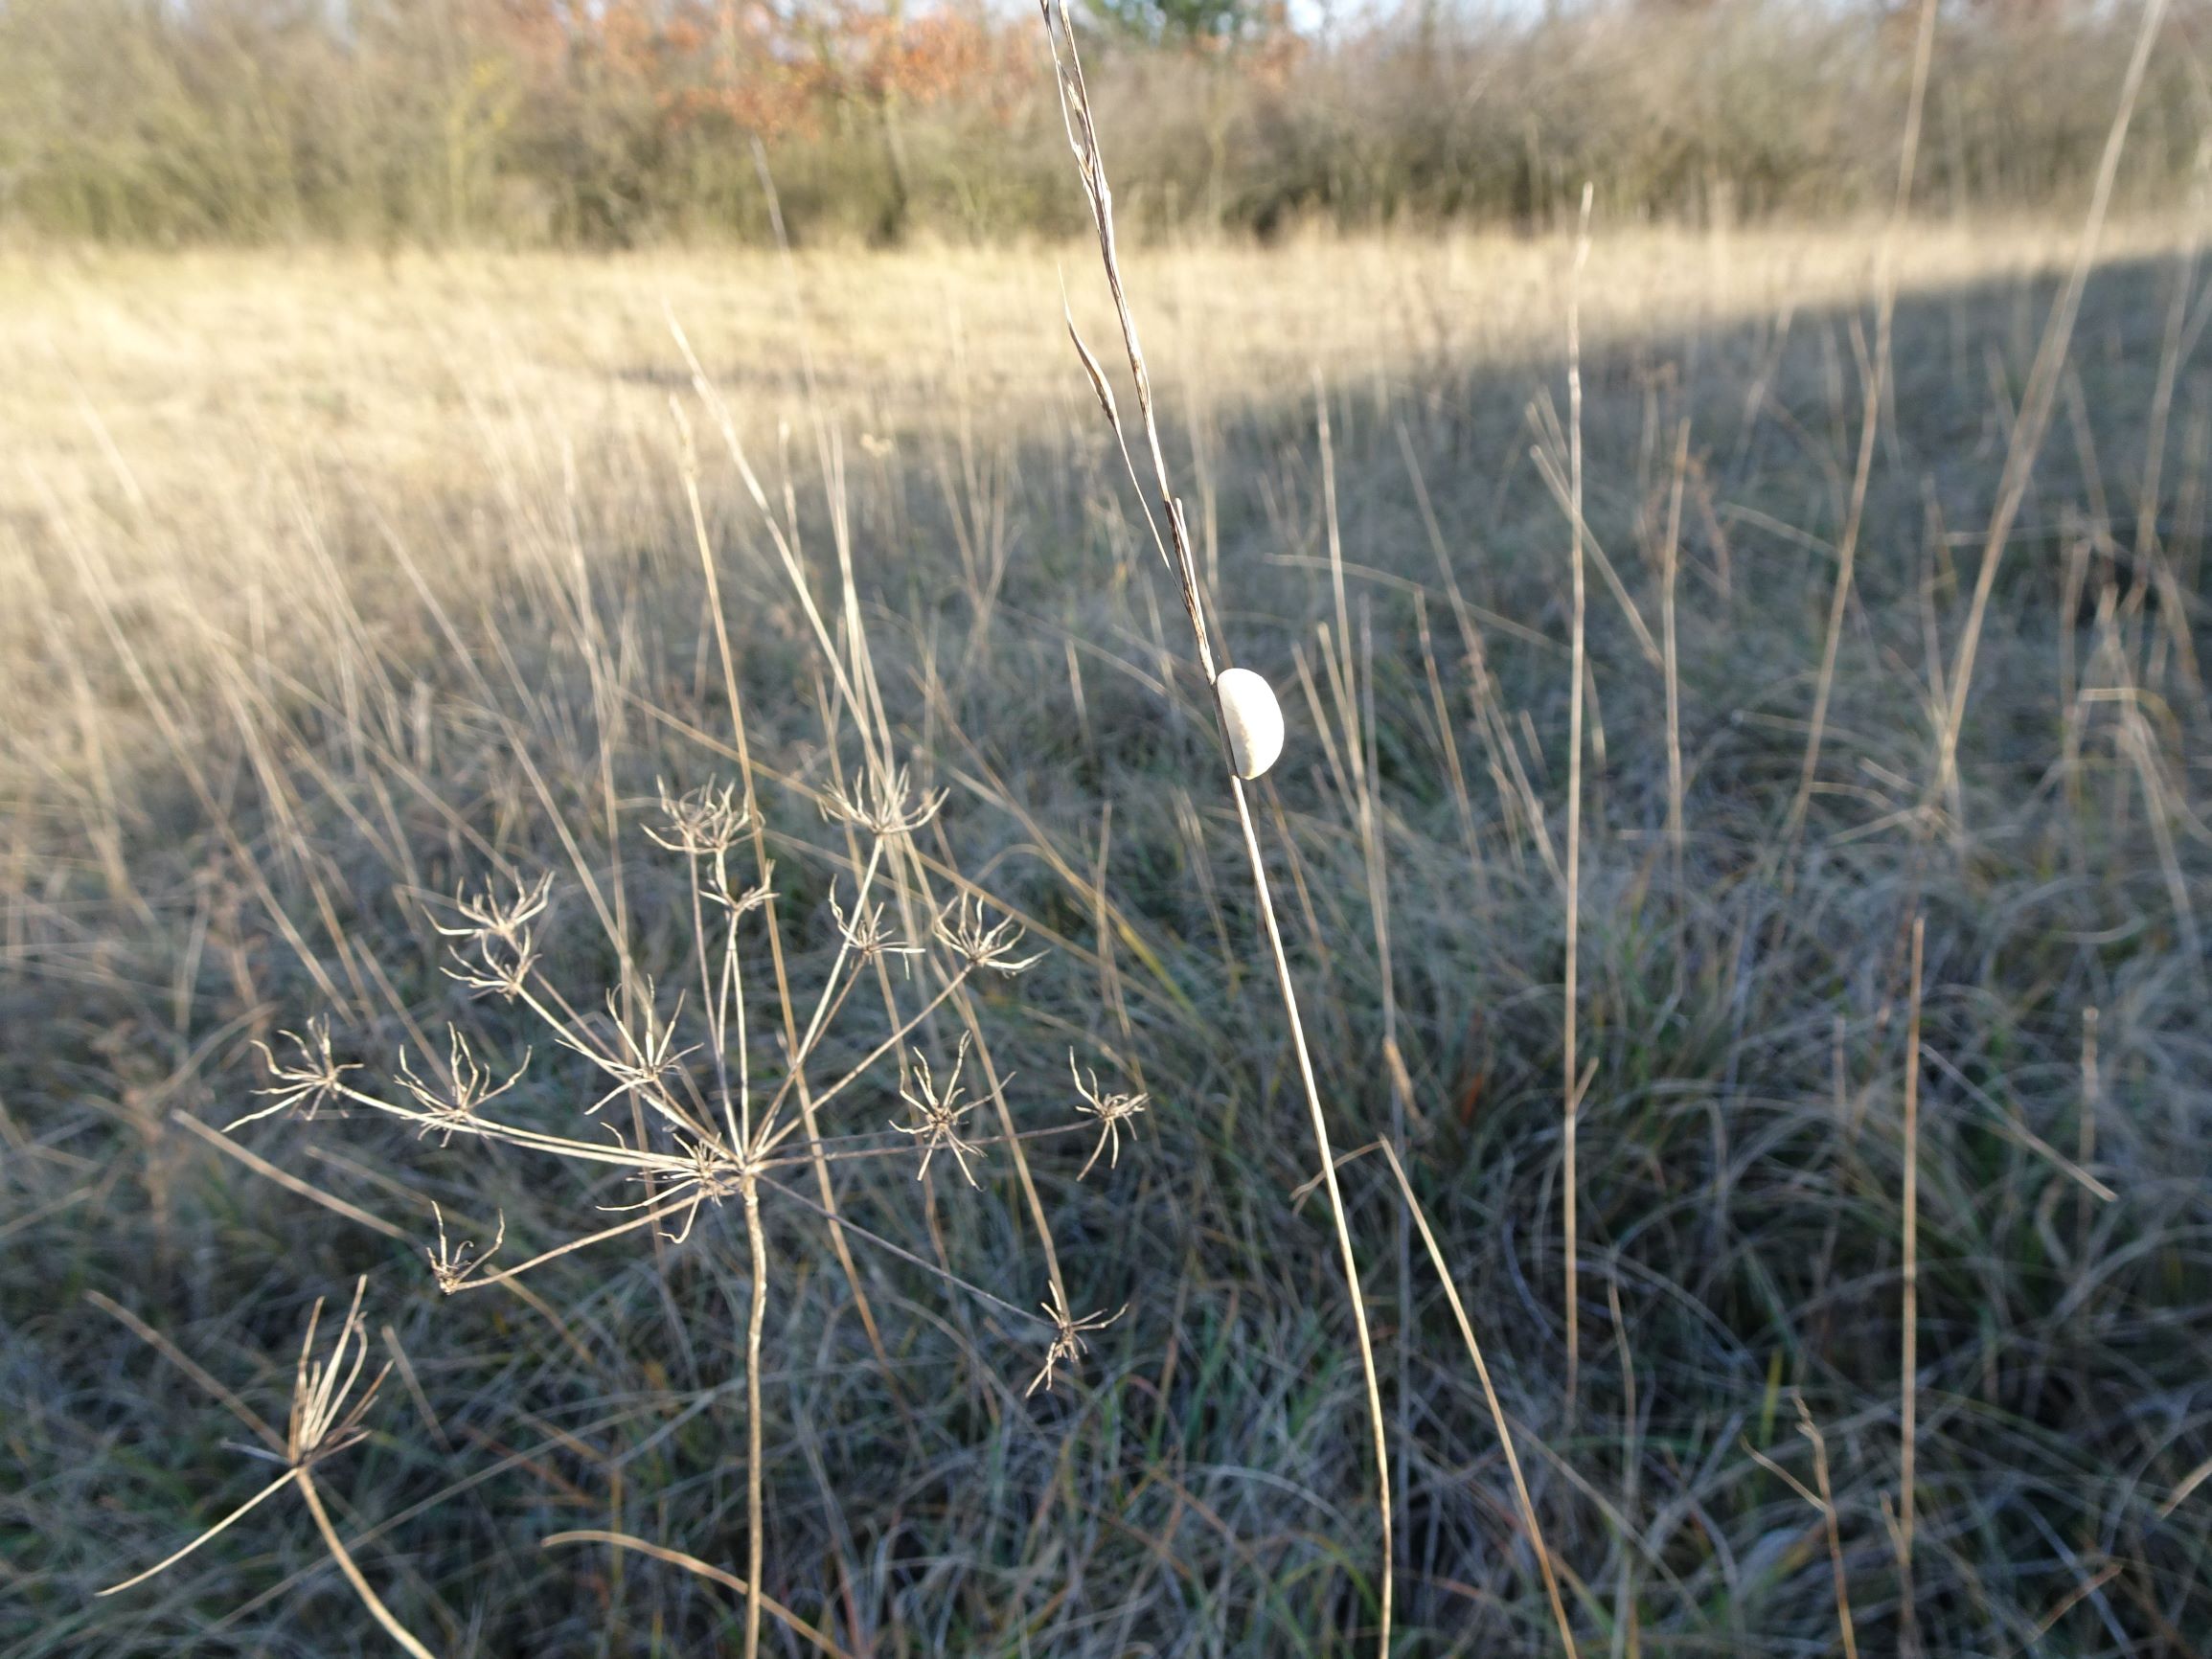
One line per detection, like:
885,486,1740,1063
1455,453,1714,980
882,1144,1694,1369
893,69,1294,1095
4,215,2211,1655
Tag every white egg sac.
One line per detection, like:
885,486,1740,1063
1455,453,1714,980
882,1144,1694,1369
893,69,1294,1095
1216,667,1285,781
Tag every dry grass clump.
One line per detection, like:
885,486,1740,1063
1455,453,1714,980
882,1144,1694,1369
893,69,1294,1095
5,33,2212,1659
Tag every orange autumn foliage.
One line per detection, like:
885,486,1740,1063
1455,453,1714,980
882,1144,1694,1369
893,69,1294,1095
483,1,1029,144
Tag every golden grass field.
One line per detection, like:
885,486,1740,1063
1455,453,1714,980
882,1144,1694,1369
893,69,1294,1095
8,218,2193,762
6,205,2212,1655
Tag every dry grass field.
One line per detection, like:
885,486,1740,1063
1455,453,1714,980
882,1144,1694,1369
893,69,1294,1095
5,200,2212,1655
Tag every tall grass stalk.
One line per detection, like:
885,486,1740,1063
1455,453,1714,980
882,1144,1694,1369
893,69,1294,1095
1037,0,1393,1643
1659,416,1688,905
1927,0,2171,822
1562,182,1593,1413
1744,1398,1859,1659
1376,1140,1581,1656
2078,1007,2100,1256
1784,0,1938,846
1899,913,1926,1654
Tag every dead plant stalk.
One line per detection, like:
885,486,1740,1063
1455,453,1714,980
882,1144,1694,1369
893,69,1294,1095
1038,1,1394,1645
1563,182,1592,1413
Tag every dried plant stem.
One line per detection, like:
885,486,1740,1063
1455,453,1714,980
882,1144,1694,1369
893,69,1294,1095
1562,183,1592,1414
1608,1277,1637,1647
939,980,1067,1306
674,405,896,1377
177,1109,407,1239
1661,416,1688,901
298,1469,437,1659
540,1533,855,1658
1227,776,1394,1643
1377,1141,1580,1657
1038,4,1390,1641
445,1195,702,1296
1416,591,1486,895
100,1468,298,1594
1785,0,1937,845
86,1290,283,1454
741,1184,768,1659
1803,1405,1860,1659
763,1176,1050,1329
1899,914,1925,1655
760,969,977,1139
1742,1398,1859,1659
2078,1007,2100,1257
1927,0,2170,818
1357,605,1415,1533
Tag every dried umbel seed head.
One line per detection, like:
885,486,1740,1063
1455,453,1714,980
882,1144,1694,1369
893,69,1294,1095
820,765,947,837
234,1017,358,1129
396,1026,530,1145
934,893,1044,977
564,986,694,1120
1215,667,1284,781
1027,1283,1124,1398
435,874,554,1001
425,1202,505,1294
645,779,754,857
1069,1052,1148,1181
717,859,778,917
829,882,920,966
435,873,554,949
893,1034,987,1187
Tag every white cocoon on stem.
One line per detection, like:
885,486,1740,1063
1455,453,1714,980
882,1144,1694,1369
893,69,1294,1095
1216,667,1285,780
